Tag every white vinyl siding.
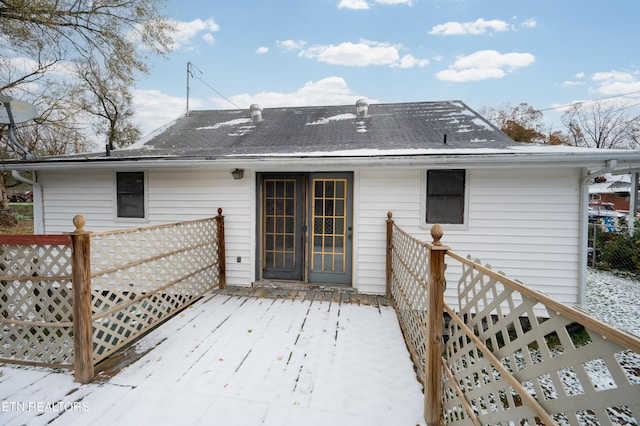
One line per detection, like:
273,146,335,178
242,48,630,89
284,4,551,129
357,167,582,305
38,165,583,304
39,168,253,288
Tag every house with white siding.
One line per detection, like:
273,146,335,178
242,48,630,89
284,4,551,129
8,100,640,306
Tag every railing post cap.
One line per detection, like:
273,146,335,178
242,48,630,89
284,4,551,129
431,224,443,246
73,215,86,232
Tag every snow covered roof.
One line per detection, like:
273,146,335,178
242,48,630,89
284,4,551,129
589,173,632,194
6,100,640,171
127,100,515,157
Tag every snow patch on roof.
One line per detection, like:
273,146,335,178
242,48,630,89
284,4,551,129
472,117,495,131
196,118,253,130
306,113,356,126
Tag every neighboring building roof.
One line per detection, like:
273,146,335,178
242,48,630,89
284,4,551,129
589,174,632,195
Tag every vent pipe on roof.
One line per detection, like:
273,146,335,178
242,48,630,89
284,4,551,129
250,104,263,122
356,98,369,118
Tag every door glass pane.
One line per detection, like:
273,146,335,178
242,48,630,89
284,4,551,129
336,181,345,198
310,178,348,274
263,179,297,271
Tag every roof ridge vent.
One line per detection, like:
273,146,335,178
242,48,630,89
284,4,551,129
356,98,369,118
250,104,263,122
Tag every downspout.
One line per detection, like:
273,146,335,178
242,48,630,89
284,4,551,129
578,159,618,306
11,170,44,234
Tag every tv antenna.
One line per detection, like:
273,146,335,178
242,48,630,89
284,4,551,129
0,95,36,159
185,62,241,113
186,62,203,116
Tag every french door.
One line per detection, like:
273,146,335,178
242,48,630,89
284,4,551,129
259,173,353,285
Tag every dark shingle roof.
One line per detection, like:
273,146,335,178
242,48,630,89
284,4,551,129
117,100,516,158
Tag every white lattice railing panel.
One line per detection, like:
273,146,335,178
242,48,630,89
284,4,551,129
389,223,430,381
0,238,74,367
89,218,221,363
443,251,640,425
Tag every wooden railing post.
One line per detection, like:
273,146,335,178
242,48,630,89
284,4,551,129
215,208,226,290
70,215,94,383
425,224,447,425
385,211,394,299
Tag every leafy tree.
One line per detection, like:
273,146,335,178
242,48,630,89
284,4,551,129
481,102,546,143
75,57,141,151
0,0,174,224
546,130,570,146
0,0,174,153
561,100,640,149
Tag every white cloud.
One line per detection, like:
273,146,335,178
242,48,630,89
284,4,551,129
225,76,370,109
301,41,399,66
430,18,510,35
256,46,269,54
294,40,427,68
436,50,535,82
376,0,412,4
4,56,75,78
338,0,412,9
560,80,585,88
520,18,537,29
277,39,307,51
338,0,370,9
170,18,220,50
592,70,636,83
393,54,429,68
559,72,586,88
453,50,534,69
436,67,505,82
590,70,640,96
133,89,192,134
202,33,215,46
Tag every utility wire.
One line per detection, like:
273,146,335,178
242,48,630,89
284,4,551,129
188,62,241,110
516,90,640,116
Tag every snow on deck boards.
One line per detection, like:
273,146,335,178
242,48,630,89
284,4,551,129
0,289,426,425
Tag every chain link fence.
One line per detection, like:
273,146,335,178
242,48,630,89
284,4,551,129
588,217,640,275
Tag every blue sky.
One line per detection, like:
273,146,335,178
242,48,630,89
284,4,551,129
132,0,640,136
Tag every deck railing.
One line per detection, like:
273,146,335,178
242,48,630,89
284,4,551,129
0,210,226,383
0,235,74,369
386,212,640,425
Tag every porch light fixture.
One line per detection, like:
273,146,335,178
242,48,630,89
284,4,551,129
231,168,244,180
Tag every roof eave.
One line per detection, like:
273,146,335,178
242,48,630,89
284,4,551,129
5,150,640,173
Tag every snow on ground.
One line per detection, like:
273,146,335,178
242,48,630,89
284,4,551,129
584,268,640,338
1,270,638,425
0,292,426,426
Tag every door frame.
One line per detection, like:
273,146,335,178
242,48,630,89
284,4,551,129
255,172,353,286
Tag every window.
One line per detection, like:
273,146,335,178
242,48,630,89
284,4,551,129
426,169,466,224
116,171,146,219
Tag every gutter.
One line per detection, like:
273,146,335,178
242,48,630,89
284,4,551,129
11,170,44,234
5,151,640,172
582,159,617,184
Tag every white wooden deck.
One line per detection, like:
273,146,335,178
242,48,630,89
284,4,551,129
0,288,426,425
